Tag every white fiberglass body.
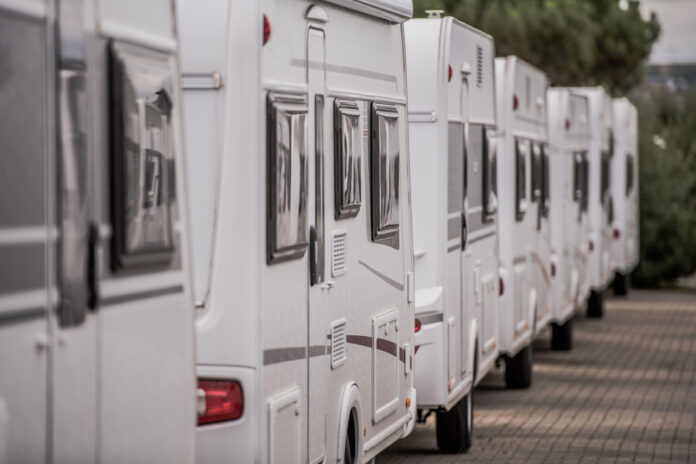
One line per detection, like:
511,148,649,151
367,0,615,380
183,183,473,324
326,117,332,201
547,89,591,325
570,88,615,295
178,0,416,462
611,98,639,277
495,56,552,357
405,16,499,412
0,0,196,462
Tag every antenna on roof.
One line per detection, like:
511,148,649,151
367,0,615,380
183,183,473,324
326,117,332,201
425,10,444,18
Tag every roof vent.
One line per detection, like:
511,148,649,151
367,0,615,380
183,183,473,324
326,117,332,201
425,10,444,18
525,76,531,110
476,45,483,88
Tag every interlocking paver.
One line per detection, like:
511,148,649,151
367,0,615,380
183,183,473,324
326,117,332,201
380,290,696,463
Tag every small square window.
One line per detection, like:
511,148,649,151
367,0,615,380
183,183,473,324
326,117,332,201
334,100,362,219
370,103,400,248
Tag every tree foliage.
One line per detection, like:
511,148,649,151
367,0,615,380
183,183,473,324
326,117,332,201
631,89,696,287
413,0,660,96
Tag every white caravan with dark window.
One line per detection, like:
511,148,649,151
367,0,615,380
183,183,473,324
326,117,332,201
570,87,615,317
404,14,499,453
495,56,552,388
0,0,196,462
547,88,591,350
610,98,639,295
177,0,416,462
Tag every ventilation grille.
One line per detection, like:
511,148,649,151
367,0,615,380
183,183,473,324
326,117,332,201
476,45,483,88
525,76,531,109
331,319,347,369
332,230,347,276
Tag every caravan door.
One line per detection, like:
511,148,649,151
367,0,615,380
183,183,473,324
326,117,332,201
0,5,51,462
458,68,473,379
307,25,328,463
51,2,98,461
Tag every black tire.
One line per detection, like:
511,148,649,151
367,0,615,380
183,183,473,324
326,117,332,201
436,393,473,453
612,272,629,296
505,343,533,389
551,318,573,351
587,290,604,318
344,412,356,464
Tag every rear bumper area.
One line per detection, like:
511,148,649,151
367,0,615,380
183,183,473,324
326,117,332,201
195,365,256,463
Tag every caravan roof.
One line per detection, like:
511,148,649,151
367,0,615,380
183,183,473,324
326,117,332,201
324,0,413,22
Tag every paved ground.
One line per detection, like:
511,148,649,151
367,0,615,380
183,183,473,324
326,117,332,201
381,290,696,463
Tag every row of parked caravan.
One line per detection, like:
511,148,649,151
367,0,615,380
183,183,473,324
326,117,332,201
0,0,639,463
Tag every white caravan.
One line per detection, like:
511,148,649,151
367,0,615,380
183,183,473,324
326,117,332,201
177,0,416,462
0,0,196,462
610,98,639,295
547,88,591,350
570,87,615,316
404,14,499,452
495,56,551,388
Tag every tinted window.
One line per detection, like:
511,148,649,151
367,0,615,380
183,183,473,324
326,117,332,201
626,154,634,196
334,100,362,219
370,103,400,248
515,138,528,221
109,41,176,271
482,126,497,220
266,92,309,264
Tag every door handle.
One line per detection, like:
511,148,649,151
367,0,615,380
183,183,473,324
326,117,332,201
309,226,318,286
87,222,99,310
461,211,468,251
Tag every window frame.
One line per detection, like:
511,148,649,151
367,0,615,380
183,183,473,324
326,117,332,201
266,91,310,265
626,154,634,196
482,125,497,221
109,40,177,272
515,137,528,221
541,143,550,218
370,102,400,249
333,99,362,220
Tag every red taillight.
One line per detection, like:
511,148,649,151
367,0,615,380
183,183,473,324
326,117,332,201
263,14,271,45
588,240,594,252
198,379,243,425
613,228,621,240
499,277,504,296
415,318,421,333
565,118,571,130
448,65,453,82
551,263,557,278
513,94,519,111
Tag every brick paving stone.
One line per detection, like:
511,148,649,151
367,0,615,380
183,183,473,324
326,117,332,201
380,290,696,463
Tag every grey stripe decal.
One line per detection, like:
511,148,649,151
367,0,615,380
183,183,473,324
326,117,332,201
417,312,443,325
358,260,404,291
101,284,184,307
264,344,327,366
448,244,460,253
467,230,496,245
513,255,527,265
308,344,327,358
290,58,397,83
264,335,409,367
264,346,306,365
0,243,45,294
0,306,45,326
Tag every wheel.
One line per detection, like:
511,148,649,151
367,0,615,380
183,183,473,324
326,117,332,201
612,272,629,296
587,290,604,318
551,318,573,351
436,392,473,453
344,412,356,464
505,343,533,389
